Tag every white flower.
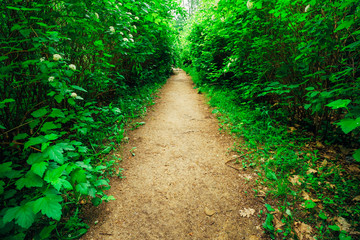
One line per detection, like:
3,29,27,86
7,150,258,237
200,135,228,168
120,32,124,35
126,12,132,15
133,25,137,29
130,39,134,42
69,64,76,71
40,57,45,62
129,34,133,38
305,4,310,12
135,16,139,20
221,17,225,22
71,92,77,98
247,0,254,10
95,12,99,19
211,15,215,21
109,26,115,34
123,38,129,42
48,76,54,82
53,54,62,61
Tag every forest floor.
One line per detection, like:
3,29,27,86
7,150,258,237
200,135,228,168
81,70,268,240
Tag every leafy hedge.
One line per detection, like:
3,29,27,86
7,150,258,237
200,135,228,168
181,0,360,148
0,0,179,238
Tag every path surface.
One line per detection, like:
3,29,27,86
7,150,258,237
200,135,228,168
82,70,266,240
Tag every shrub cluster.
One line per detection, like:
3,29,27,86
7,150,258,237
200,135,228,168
0,0,178,238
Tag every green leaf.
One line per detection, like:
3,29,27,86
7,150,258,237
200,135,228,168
95,179,109,187
335,19,355,32
71,85,87,92
353,149,360,162
76,182,91,195
265,204,275,212
0,162,12,178
326,99,351,109
24,136,48,149
0,124,6,130
336,118,360,134
27,153,45,165
329,225,340,231
16,171,44,190
31,161,49,177
54,94,64,103
0,98,15,108
13,133,29,141
4,202,36,229
44,164,68,184
0,180,5,194
31,108,48,118
339,232,352,240
33,194,63,220
92,197,102,206
40,121,60,132
39,224,57,240
71,169,87,184
44,144,65,164
49,108,65,118
319,211,327,220
304,200,316,209
263,213,274,232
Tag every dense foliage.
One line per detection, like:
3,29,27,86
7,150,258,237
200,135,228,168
180,0,360,239
0,0,179,238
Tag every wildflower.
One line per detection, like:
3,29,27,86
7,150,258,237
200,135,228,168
126,12,132,15
40,57,45,62
211,15,215,21
135,16,139,20
71,92,77,98
123,38,129,42
48,76,54,82
133,25,137,29
109,26,115,34
53,54,62,61
69,64,76,71
129,34,133,38
305,4,310,12
95,12,99,19
120,32,124,35
247,0,254,10
130,39,134,42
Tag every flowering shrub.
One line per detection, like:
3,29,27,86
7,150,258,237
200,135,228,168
0,0,179,238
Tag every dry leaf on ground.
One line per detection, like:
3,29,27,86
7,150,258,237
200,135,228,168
353,196,360,201
294,222,314,240
306,168,317,174
239,208,255,218
289,175,303,185
336,217,351,232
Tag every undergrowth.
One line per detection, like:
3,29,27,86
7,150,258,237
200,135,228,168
185,66,360,240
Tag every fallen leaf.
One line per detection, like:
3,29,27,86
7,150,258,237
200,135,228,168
316,141,325,148
353,196,360,201
289,175,303,185
307,168,317,174
274,216,285,229
249,235,260,240
204,207,216,216
336,217,351,232
348,165,360,173
321,160,328,167
294,222,314,240
302,191,311,200
239,208,255,218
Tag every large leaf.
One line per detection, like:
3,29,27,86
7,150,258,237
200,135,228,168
353,149,360,162
3,202,36,229
44,164,68,185
15,171,44,190
49,108,65,118
31,161,49,177
40,121,60,132
31,108,48,118
24,136,48,149
336,117,360,134
44,144,65,164
326,99,351,109
33,194,63,220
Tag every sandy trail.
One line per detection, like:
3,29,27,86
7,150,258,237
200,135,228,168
82,70,266,240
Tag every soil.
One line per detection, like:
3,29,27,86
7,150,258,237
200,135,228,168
81,70,268,240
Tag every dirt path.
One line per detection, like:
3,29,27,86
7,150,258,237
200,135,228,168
82,70,267,240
